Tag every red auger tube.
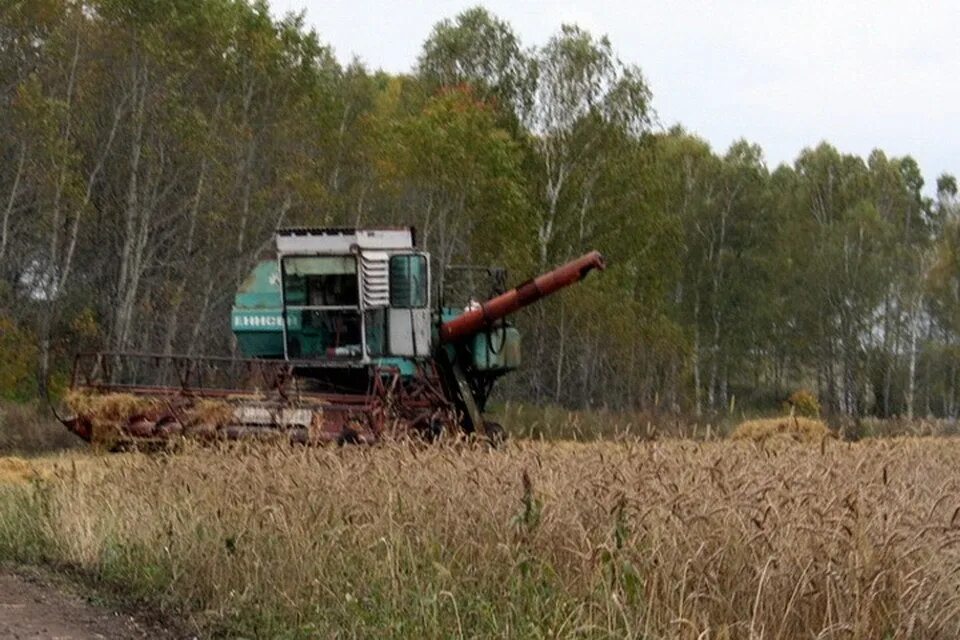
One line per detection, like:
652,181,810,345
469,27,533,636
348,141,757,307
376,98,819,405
439,250,606,343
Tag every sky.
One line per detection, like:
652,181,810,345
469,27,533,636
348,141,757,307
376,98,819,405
270,0,960,189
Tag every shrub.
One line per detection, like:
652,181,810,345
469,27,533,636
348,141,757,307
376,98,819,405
784,388,821,417
0,315,37,401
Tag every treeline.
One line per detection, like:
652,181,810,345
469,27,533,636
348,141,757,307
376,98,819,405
2,0,959,419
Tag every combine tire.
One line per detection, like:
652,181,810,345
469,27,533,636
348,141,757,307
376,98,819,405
154,417,183,438
337,423,362,446
483,421,507,447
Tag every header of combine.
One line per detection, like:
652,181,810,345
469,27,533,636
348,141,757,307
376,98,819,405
62,226,604,446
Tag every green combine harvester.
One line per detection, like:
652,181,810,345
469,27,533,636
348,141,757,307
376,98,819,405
61,227,604,445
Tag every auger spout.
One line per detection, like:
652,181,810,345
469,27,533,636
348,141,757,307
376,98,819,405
439,250,606,344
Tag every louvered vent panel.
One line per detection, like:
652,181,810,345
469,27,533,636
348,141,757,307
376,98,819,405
361,252,390,308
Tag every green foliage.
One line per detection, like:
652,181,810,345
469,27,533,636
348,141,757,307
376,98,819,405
0,483,56,563
0,0,957,420
0,316,37,401
418,6,532,116
379,84,531,267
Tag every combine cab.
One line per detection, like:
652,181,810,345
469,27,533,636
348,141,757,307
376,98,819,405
61,227,604,446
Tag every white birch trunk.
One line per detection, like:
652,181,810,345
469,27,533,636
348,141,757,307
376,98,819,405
0,144,25,262
553,299,565,403
906,302,918,421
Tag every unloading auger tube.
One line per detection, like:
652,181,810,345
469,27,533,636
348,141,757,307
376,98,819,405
431,250,606,437
439,250,607,343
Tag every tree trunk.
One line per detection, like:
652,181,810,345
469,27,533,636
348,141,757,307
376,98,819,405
58,97,126,294
37,33,81,396
113,61,146,353
923,313,933,417
553,299,565,404
692,294,702,418
905,303,918,421
0,144,25,262
162,160,207,356
881,293,893,417
186,275,215,357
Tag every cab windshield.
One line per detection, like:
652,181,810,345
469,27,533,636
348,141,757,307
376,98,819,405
282,256,361,359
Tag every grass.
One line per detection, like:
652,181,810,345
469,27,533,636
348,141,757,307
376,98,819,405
492,403,836,441
0,437,958,638
491,402,704,440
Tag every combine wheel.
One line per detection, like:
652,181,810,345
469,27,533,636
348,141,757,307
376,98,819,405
184,422,218,439
410,414,444,442
61,416,92,441
425,417,444,442
483,421,507,447
154,417,183,438
126,417,155,438
337,423,362,446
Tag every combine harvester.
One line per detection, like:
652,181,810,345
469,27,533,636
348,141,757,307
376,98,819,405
60,228,604,446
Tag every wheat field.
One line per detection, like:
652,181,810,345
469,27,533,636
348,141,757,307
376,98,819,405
0,437,959,638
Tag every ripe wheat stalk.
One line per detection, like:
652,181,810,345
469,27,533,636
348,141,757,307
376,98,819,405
0,437,957,638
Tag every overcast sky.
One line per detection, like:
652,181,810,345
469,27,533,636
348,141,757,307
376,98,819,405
270,0,959,189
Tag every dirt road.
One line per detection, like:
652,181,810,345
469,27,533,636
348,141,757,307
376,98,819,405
0,569,190,639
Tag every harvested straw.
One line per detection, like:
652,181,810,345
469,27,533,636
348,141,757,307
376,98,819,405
186,399,235,428
731,416,832,443
64,390,162,422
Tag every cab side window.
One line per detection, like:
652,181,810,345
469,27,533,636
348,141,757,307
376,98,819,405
389,255,428,308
